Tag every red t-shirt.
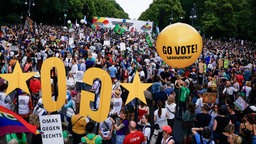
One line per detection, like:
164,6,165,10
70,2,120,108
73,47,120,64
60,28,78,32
235,74,244,87
123,131,145,144
29,78,41,94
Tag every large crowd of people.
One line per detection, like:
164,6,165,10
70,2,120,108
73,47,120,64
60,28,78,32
0,20,256,144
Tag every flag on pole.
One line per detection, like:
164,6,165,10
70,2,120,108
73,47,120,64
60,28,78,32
113,24,125,35
146,34,153,47
0,105,40,137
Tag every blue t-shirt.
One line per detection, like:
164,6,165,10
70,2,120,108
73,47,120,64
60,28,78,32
108,66,117,78
194,133,214,144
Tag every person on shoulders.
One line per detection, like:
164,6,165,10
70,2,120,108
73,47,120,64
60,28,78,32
81,122,102,144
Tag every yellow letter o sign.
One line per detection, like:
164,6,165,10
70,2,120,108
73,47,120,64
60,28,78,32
156,23,202,68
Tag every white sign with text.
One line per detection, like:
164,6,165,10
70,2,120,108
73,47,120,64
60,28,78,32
39,114,64,144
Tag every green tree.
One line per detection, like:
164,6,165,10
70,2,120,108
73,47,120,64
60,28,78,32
139,0,185,31
200,0,256,40
0,0,128,25
201,0,237,38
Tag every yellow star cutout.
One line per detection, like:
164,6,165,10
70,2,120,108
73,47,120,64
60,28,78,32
0,61,36,95
121,71,152,105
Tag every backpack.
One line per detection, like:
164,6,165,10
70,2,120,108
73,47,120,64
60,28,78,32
166,136,174,144
84,135,97,144
144,125,151,144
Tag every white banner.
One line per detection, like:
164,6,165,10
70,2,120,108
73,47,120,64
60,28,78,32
39,114,64,144
92,17,154,33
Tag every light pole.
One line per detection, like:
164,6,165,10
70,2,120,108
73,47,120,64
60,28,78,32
63,0,68,26
180,16,184,22
169,10,173,24
63,9,68,26
190,3,197,27
24,0,35,17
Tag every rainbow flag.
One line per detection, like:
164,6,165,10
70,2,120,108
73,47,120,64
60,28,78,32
0,105,39,137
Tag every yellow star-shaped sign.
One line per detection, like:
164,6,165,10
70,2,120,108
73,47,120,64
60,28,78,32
0,61,36,95
121,71,152,105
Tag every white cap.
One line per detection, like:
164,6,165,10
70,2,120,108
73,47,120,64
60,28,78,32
34,72,41,78
10,51,14,57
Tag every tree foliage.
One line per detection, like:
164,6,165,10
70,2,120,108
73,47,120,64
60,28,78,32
139,0,256,41
139,0,185,31
0,0,128,25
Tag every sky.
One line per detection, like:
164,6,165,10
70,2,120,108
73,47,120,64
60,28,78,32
115,0,153,20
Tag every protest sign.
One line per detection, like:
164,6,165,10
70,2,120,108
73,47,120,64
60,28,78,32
218,59,223,69
203,92,217,103
39,114,64,144
103,40,110,46
120,42,126,51
224,59,229,68
234,96,248,111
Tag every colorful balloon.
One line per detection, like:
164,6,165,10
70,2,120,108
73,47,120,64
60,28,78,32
156,23,202,68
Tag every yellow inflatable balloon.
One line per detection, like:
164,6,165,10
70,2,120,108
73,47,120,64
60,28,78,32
156,23,202,68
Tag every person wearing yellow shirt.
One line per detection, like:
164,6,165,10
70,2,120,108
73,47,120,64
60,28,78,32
71,113,89,144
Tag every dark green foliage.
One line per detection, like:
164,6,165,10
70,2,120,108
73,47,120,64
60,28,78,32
139,0,256,41
139,0,185,31
0,0,128,25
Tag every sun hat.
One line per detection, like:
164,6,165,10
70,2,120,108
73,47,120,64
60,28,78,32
34,72,41,78
114,89,121,97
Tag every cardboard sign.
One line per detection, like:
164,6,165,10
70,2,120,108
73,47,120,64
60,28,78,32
224,59,229,68
120,42,126,51
39,114,64,144
234,96,248,111
198,62,205,74
218,59,223,69
103,40,110,46
203,92,217,103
